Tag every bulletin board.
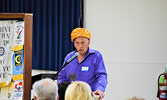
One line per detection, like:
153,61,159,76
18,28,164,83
0,13,32,100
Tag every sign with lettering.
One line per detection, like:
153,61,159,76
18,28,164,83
0,21,14,84
0,20,24,100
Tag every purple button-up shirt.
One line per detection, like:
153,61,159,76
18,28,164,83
57,48,108,92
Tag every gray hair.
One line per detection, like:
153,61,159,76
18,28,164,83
33,78,58,100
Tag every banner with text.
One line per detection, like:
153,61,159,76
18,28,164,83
0,20,24,100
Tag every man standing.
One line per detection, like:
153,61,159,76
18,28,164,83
57,28,108,100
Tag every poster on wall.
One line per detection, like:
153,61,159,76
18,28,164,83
0,21,14,86
13,80,23,100
12,50,24,80
14,21,24,47
0,20,24,100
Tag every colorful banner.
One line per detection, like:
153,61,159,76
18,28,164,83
0,20,24,100
14,21,24,46
13,80,23,100
12,50,24,81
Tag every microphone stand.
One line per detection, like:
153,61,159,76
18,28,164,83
54,52,79,80
54,62,69,80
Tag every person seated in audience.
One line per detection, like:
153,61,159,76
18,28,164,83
58,81,70,100
32,78,58,100
65,81,93,100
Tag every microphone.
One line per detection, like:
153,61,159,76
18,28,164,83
54,52,79,80
66,52,79,64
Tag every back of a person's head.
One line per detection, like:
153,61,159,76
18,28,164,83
33,78,58,100
65,81,93,100
58,81,70,100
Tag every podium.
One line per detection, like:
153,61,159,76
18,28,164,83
0,13,32,100
31,73,58,89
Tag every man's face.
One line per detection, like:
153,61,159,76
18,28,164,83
74,37,90,56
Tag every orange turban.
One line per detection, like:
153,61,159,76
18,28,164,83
71,28,91,42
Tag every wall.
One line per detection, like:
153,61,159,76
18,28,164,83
84,0,167,100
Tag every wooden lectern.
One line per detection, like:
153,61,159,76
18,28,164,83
0,13,33,100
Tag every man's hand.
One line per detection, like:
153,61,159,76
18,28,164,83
92,90,105,100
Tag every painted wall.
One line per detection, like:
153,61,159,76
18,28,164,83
84,0,167,100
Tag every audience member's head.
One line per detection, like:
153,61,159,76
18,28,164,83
127,97,145,100
33,78,58,100
58,81,70,100
65,81,93,100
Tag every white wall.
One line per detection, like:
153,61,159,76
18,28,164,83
84,0,167,100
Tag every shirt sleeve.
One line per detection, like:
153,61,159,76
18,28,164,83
94,53,108,92
57,56,69,84
57,67,67,84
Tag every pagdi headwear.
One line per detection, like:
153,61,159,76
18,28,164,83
71,28,91,42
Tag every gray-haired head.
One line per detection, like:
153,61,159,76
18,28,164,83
33,78,58,100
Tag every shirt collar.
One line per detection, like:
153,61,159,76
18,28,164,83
87,47,95,54
83,47,94,59
74,47,95,63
